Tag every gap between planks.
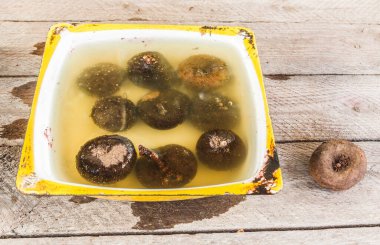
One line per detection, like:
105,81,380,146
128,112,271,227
1,228,380,244
1,224,380,239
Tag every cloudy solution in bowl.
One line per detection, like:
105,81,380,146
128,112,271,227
51,33,258,189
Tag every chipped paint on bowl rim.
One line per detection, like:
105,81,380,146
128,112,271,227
16,23,282,201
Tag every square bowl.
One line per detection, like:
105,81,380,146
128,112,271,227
16,23,282,201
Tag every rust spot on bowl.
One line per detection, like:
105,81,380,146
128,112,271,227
49,26,66,45
250,148,280,194
49,34,56,45
11,81,36,106
1,119,28,140
131,195,246,230
238,29,255,50
20,172,40,190
30,42,45,56
54,26,66,35
199,26,218,36
261,149,280,180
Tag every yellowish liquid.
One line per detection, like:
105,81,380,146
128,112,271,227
52,37,256,189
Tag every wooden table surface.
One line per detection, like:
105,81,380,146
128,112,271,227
1,1,380,244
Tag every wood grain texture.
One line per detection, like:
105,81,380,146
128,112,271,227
1,1,379,241
0,142,379,237
266,75,380,142
0,147,40,237
0,21,379,76
1,0,379,24
1,75,379,145
2,227,380,244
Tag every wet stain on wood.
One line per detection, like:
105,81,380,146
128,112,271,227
352,103,361,112
69,196,97,204
11,195,18,203
131,195,246,230
30,42,45,56
11,81,36,106
265,75,291,81
0,119,28,140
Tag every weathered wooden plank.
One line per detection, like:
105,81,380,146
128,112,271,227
2,227,380,244
1,0,379,24
1,142,379,236
266,75,380,142
0,147,40,237
0,78,31,146
1,75,379,145
0,21,379,76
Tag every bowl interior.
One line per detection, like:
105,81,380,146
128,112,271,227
32,28,267,191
